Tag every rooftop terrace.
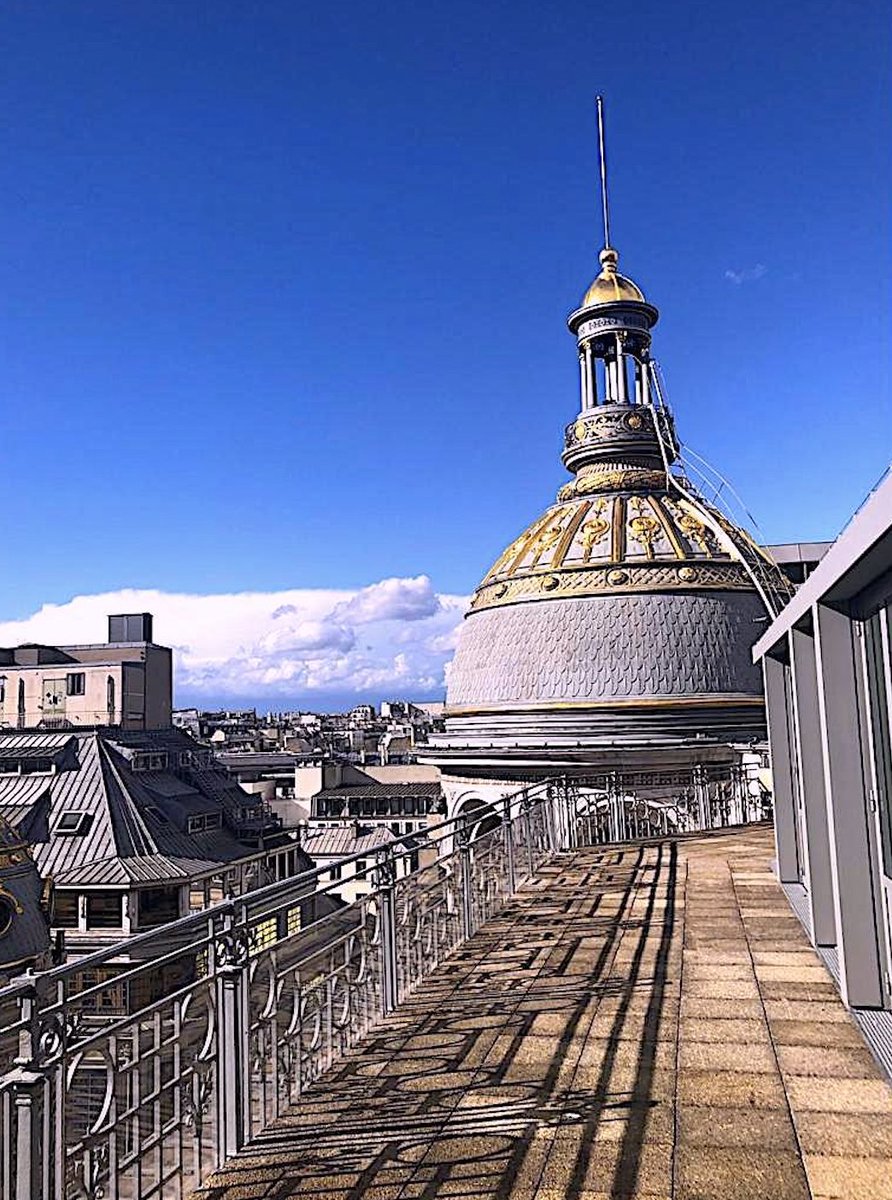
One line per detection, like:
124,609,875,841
2,782,891,1200
197,826,892,1200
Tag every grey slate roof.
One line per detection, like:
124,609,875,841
303,825,397,857
61,855,223,886
0,728,267,890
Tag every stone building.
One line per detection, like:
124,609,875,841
0,613,171,732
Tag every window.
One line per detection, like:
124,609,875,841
66,673,86,697
56,811,91,836
355,859,367,876
865,609,892,879
85,893,124,929
53,892,79,928
0,894,15,937
143,805,169,825
131,752,169,772
137,888,180,927
187,813,222,834
329,862,342,881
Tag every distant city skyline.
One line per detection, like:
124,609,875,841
1,1,888,706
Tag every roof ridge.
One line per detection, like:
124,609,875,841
98,739,158,857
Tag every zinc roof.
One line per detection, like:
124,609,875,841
303,825,397,857
0,729,263,890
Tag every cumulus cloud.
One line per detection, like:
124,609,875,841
724,263,767,285
0,578,469,705
333,575,441,624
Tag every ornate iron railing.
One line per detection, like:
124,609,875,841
0,779,573,1200
565,762,770,846
0,764,769,1200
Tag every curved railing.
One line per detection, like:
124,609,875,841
0,764,769,1200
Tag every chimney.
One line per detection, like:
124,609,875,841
108,614,154,644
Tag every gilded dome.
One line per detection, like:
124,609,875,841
581,247,645,307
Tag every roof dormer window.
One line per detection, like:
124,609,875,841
55,811,91,836
131,752,169,772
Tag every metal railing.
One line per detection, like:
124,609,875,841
0,779,571,1200
0,765,769,1200
565,762,770,847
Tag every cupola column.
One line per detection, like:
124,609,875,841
615,334,628,403
584,341,596,408
636,358,650,407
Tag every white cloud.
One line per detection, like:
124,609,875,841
724,263,767,285
0,578,469,705
333,575,442,624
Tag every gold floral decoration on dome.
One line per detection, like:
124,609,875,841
470,489,761,613
557,465,667,502
628,498,662,560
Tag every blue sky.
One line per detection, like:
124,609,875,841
0,1,888,706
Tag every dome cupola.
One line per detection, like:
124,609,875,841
428,100,792,773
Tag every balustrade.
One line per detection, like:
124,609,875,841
0,765,768,1200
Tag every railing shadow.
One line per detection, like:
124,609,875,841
199,838,682,1200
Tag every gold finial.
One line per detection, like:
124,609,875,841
599,247,619,273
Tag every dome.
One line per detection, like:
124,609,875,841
437,397,789,756
581,247,645,307
446,483,768,719
427,225,793,775
0,816,50,979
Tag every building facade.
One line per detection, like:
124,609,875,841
754,471,892,1020
0,613,171,731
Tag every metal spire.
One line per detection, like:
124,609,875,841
596,95,611,250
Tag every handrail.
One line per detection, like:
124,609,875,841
0,764,768,1200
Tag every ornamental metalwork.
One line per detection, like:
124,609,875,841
0,770,769,1200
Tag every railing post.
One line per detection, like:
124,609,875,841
502,796,516,895
544,782,558,852
0,981,48,1200
456,815,474,940
694,764,709,830
608,773,623,843
213,907,250,1164
559,775,576,851
374,847,399,1014
520,791,535,879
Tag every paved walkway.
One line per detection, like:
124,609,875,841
197,827,892,1200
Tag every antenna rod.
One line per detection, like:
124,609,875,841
596,95,611,249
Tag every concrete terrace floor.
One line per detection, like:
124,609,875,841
197,826,892,1200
